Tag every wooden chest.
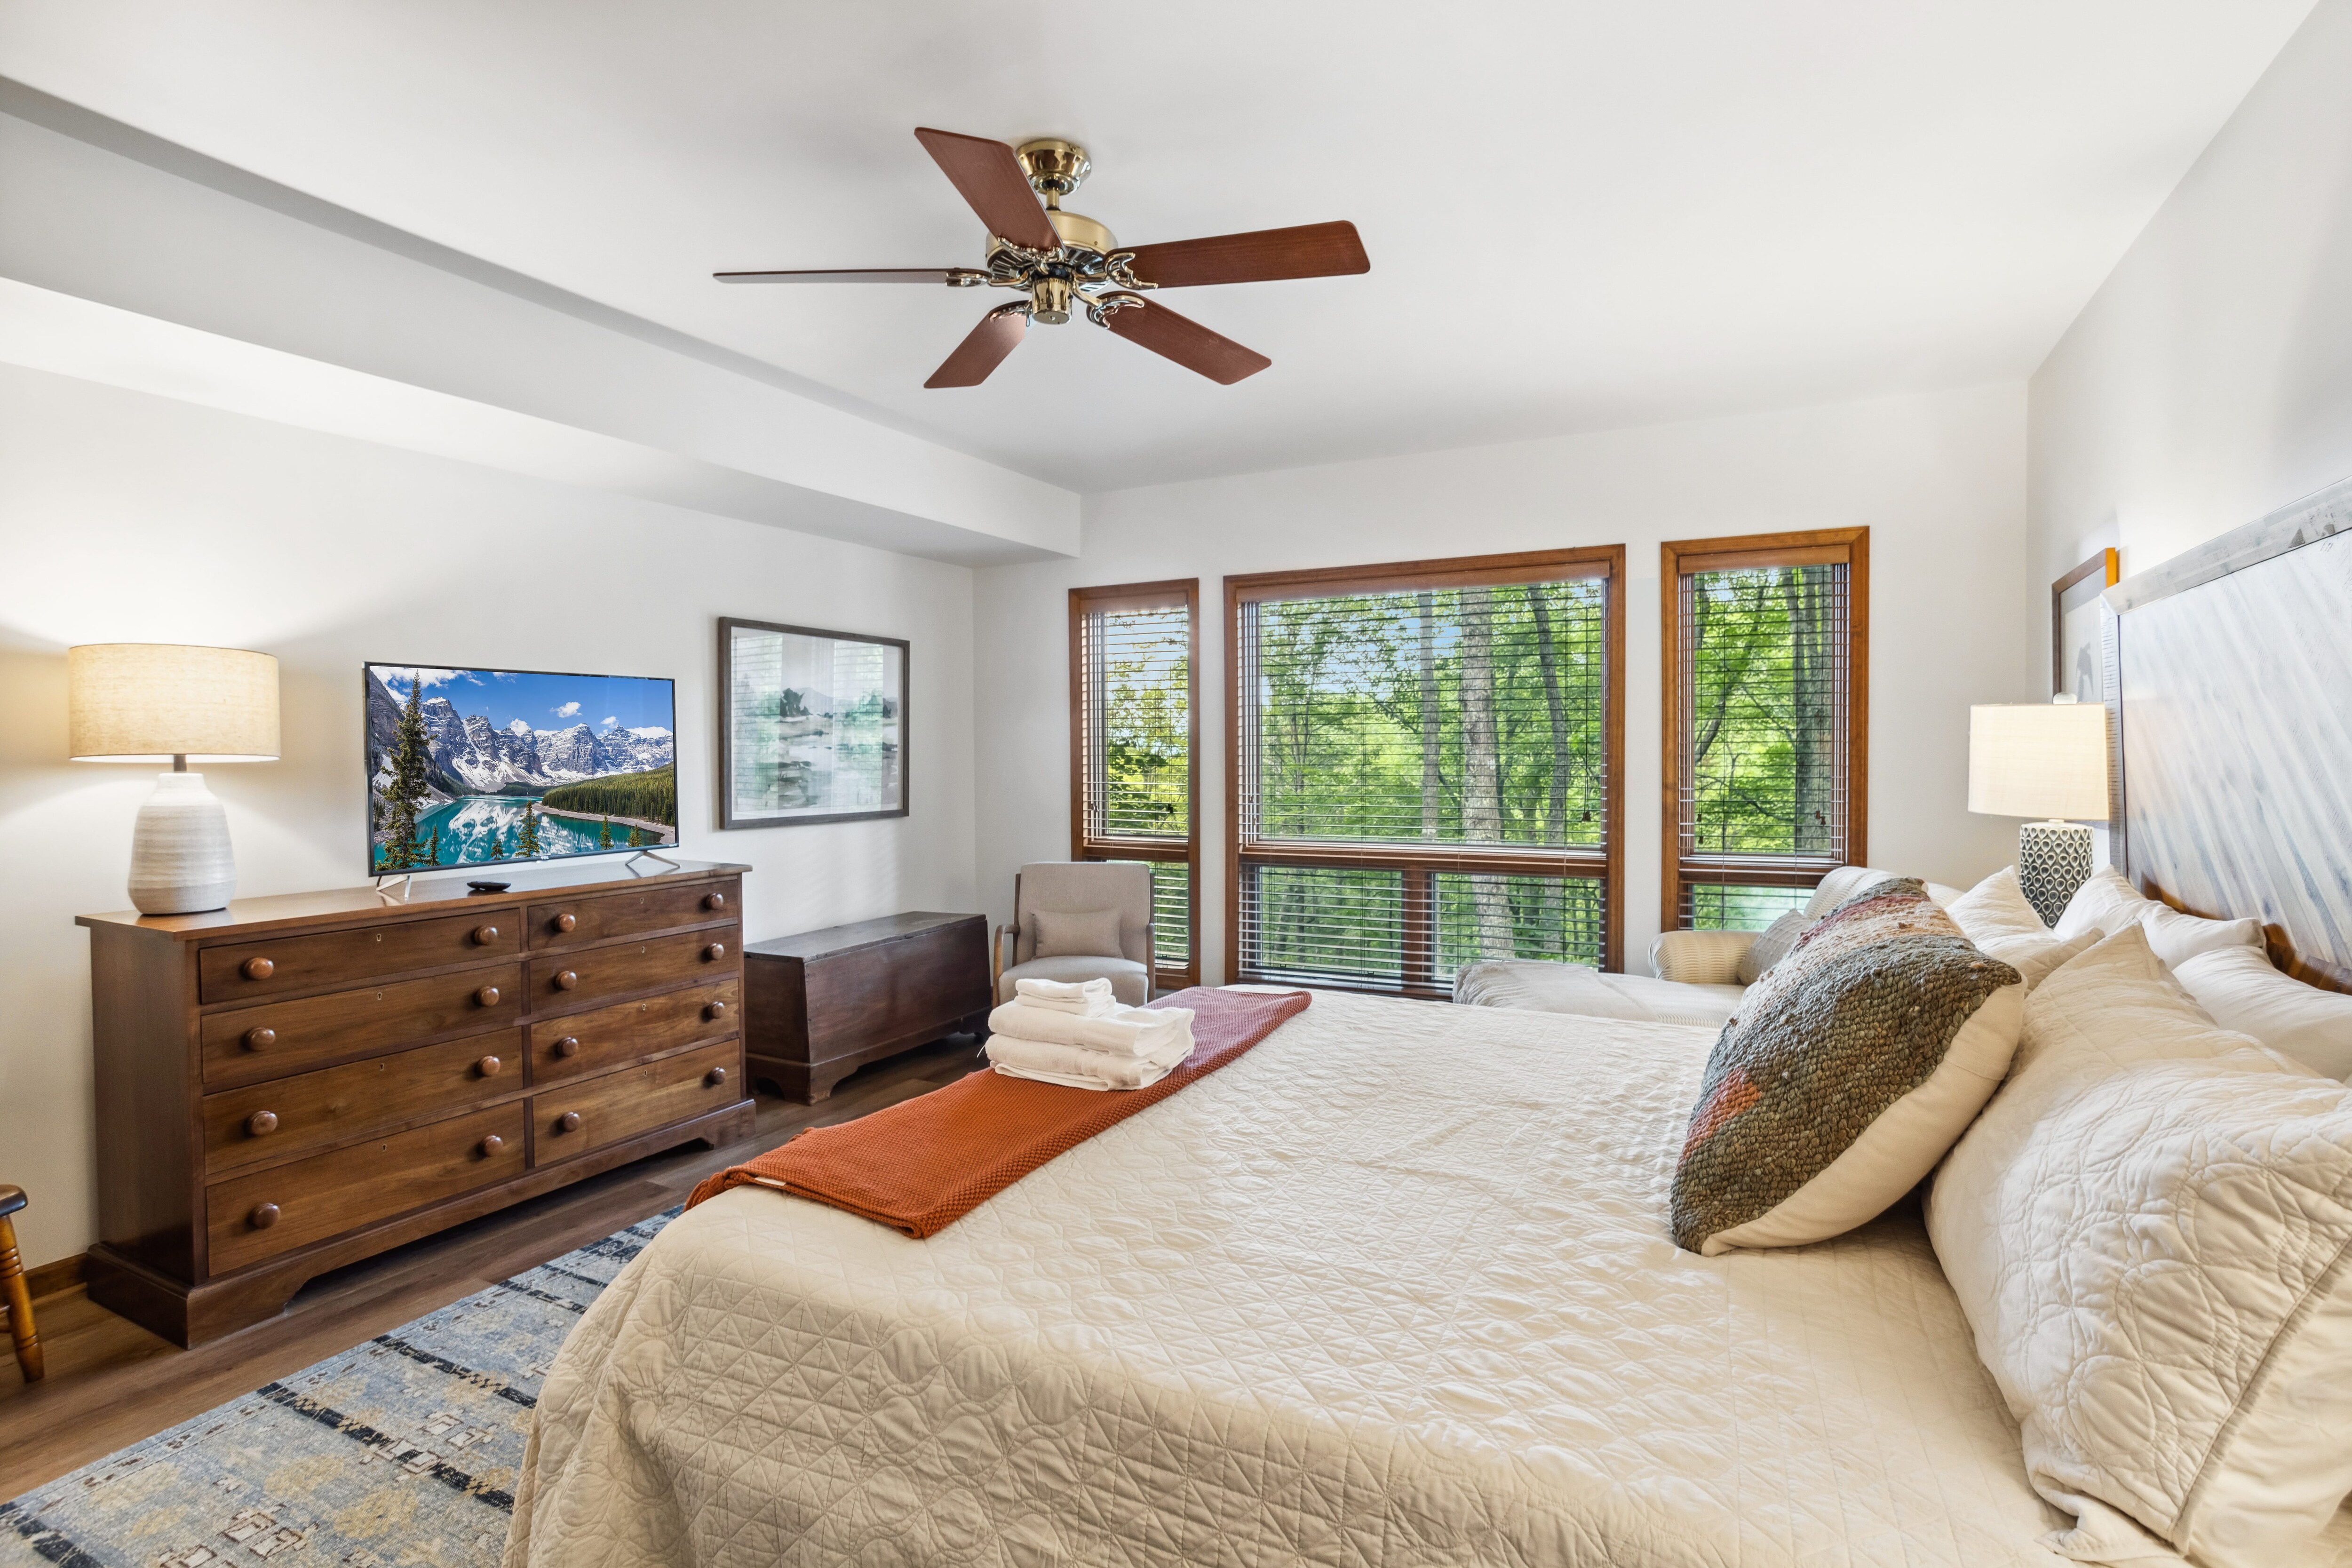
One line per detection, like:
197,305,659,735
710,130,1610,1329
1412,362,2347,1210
77,858,756,1345
744,912,989,1102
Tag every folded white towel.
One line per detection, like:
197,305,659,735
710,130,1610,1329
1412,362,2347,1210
985,1030,1192,1091
1013,976,1119,1015
987,1001,1195,1059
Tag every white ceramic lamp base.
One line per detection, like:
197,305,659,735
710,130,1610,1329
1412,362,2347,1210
129,771,237,914
2018,819,2093,928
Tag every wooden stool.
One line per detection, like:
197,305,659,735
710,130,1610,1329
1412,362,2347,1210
0,1185,41,1383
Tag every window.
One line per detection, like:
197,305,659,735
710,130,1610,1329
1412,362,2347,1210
1227,549,1625,994
1661,529,1867,931
1070,580,1199,987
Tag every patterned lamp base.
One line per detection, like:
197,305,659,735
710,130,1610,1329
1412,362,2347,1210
2018,820,2093,927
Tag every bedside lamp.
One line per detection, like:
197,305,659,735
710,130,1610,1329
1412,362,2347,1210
1968,700,2109,926
69,644,281,915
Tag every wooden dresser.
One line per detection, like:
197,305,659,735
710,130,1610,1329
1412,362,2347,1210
744,912,989,1102
77,858,755,1345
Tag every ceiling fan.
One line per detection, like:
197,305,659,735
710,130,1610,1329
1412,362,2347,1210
715,127,1369,388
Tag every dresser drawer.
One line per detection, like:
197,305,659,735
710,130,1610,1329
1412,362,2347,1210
529,878,738,951
531,1039,743,1165
200,910,519,1002
202,1030,524,1177
530,925,738,1010
201,964,522,1088
206,1102,526,1274
530,979,739,1085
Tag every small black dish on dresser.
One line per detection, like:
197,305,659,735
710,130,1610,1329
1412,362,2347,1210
466,880,511,895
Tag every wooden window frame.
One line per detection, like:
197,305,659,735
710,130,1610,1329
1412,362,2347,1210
1224,546,1628,994
1660,527,1869,932
1069,578,1201,989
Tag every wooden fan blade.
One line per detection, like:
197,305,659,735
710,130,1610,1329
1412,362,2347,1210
715,267,986,285
925,307,1029,388
913,127,1061,251
1100,299,1270,384
1122,221,1369,289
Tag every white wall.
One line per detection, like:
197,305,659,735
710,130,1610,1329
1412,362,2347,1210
0,363,978,1269
974,383,2036,985
2029,0,2352,620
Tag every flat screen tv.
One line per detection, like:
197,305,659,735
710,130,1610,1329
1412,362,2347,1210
365,663,677,875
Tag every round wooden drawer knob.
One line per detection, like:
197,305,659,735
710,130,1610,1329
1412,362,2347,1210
556,1111,582,1133
553,912,577,933
704,891,726,911
472,924,499,945
246,1110,279,1137
478,1134,505,1157
475,985,502,1007
706,1066,729,1088
705,1000,729,1022
554,970,579,991
241,956,274,981
249,1202,280,1230
702,942,726,963
553,1035,581,1058
243,1026,277,1051
476,1055,502,1078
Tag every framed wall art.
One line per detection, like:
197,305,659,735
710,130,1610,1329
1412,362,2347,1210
2052,547,2120,701
717,618,908,828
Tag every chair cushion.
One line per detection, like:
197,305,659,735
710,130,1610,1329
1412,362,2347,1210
1670,876,2026,1255
997,955,1149,1008
1648,929,1756,986
1735,910,1810,985
1030,906,1126,961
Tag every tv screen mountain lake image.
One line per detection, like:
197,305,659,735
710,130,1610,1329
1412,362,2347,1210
366,664,677,872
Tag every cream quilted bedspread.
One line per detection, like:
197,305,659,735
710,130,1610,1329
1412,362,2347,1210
506,989,2352,1567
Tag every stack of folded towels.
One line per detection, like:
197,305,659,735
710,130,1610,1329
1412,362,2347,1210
985,977,1197,1091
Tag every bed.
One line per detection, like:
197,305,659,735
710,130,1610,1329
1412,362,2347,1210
501,987,2352,1567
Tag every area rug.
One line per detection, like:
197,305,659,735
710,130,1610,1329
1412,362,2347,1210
0,1207,677,1568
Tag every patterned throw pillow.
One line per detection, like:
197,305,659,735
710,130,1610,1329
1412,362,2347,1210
1669,878,2026,1255
1735,910,1810,985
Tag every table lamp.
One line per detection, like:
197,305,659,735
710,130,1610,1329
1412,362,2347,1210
1968,699,2109,926
68,644,281,914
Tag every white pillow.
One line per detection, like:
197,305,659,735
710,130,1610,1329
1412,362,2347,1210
1928,926,2352,1568
1803,866,1961,920
2139,902,2263,969
1946,866,2050,948
2049,866,2263,969
2051,866,2154,942
2175,945,2352,1080
1997,927,2100,993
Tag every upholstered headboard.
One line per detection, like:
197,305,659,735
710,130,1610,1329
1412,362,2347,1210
2104,475,2352,993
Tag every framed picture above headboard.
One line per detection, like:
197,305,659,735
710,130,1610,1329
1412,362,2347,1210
2106,475,2352,992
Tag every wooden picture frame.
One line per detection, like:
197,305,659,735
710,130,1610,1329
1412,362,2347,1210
2052,548,2121,700
716,618,909,829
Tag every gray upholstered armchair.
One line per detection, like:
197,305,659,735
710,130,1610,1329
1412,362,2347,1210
994,861,1155,1006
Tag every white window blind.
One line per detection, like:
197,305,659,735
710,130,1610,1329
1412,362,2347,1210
1669,537,1863,930
1232,568,1616,991
1073,586,1196,985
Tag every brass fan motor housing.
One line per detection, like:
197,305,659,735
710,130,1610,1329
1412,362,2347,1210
1016,137,1091,200
1044,207,1115,255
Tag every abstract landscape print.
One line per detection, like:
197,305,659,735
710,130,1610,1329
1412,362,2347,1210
364,664,677,874
0,1212,675,1568
718,618,908,828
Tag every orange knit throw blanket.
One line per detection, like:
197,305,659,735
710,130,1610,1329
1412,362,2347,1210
685,986,1311,1237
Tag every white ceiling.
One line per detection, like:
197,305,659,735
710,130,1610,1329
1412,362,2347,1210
0,0,2319,493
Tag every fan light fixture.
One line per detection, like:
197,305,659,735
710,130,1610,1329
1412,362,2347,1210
715,128,1371,387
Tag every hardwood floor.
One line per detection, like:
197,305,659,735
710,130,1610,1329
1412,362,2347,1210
0,1034,986,1503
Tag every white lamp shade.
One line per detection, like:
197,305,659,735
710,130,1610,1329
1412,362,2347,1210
69,644,281,762
1969,701,2108,820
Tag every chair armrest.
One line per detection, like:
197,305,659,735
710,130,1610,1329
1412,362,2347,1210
1649,929,1759,986
993,923,1017,1002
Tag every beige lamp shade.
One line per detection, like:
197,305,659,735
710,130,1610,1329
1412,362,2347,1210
1968,701,2108,820
68,644,281,762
